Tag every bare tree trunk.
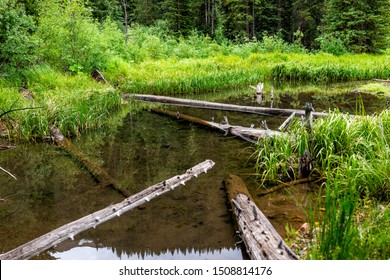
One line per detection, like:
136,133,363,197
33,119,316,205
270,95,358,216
277,0,282,31
252,0,255,38
246,0,250,39
122,0,128,44
211,0,215,37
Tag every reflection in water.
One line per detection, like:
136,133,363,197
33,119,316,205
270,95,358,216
50,239,243,260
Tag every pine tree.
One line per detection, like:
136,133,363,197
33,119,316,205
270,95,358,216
320,0,390,53
291,0,324,48
222,0,253,40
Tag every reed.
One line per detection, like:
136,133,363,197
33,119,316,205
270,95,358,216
104,53,390,95
255,109,390,259
1,65,123,140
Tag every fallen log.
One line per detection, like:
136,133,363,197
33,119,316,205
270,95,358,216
224,175,298,260
151,108,282,144
372,79,390,83
0,159,215,260
0,166,17,180
127,94,329,118
50,126,131,197
278,112,295,132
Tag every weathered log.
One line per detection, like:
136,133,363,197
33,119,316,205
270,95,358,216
151,108,282,144
224,175,298,260
0,166,17,180
277,112,296,132
127,94,329,118
372,79,390,83
91,69,114,87
50,126,131,197
0,160,215,260
0,145,16,150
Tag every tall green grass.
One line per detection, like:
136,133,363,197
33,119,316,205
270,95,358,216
255,110,390,259
0,65,122,140
104,52,390,95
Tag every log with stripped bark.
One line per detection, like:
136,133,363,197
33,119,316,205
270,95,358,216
126,94,329,118
151,108,282,144
224,175,298,260
0,160,215,260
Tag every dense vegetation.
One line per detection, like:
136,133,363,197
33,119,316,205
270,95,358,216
259,111,390,259
1,0,389,260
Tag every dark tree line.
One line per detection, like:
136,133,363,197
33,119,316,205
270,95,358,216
82,0,388,51
2,0,390,57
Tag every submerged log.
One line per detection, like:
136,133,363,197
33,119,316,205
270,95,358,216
151,108,282,144
50,126,131,197
0,166,17,180
257,178,312,197
372,79,390,83
0,160,215,260
224,175,298,260
127,94,329,118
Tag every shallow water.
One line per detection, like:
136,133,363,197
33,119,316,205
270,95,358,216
0,85,386,260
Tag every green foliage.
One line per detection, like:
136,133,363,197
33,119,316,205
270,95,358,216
34,0,125,73
0,65,123,139
316,35,349,56
0,0,37,69
319,0,390,53
255,110,390,259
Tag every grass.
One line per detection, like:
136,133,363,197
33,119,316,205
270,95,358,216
255,109,390,259
103,53,390,95
0,65,123,140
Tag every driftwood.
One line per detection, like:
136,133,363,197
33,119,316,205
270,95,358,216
127,94,329,118
372,79,390,83
277,112,295,132
92,69,114,87
0,160,215,260
151,108,282,144
0,166,17,180
50,126,131,197
224,175,298,260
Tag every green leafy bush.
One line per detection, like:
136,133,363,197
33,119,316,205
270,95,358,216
0,0,37,69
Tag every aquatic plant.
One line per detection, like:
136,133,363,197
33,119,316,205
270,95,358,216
255,109,390,259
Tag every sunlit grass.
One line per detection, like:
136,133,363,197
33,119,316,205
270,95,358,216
1,65,123,140
104,53,390,95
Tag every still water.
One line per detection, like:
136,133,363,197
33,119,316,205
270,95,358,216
0,85,386,259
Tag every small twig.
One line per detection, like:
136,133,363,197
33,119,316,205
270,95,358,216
258,177,316,197
0,166,17,180
0,106,43,119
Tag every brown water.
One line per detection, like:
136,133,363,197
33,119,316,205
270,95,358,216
0,87,386,260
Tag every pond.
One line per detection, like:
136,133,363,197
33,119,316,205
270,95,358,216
0,83,387,260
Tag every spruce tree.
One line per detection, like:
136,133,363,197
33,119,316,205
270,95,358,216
320,0,390,53
291,0,324,49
